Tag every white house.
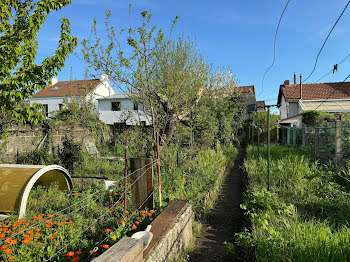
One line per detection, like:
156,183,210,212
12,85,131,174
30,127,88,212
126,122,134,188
98,94,151,126
29,74,150,126
278,75,350,126
29,74,115,117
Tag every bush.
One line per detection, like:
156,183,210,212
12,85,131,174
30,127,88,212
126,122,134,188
58,135,82,172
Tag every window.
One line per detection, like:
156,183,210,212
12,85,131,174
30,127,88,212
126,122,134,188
133,101,139,110
140,121,146,127
111,101,121,111
42,104,48,117
58,104,63,110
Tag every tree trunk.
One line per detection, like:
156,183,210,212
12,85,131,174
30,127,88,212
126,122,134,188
161,116,178,146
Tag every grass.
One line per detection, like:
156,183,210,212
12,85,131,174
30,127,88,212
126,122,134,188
2,143,237,261
236,144,350,262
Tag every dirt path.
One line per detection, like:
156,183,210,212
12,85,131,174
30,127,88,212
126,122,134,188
189,145,246,262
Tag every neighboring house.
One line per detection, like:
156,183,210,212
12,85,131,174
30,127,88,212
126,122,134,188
29,74,150,126
239,85,257,119
29,74,115,117
277,76,350,126
98,94,151,126
256,101,266,112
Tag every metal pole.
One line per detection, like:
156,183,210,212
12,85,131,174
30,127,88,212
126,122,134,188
257,115,260,157
267,106,271,191
124,139,128,212
156,142,162,208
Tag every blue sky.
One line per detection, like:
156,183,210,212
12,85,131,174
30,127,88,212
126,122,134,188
36,0,350,105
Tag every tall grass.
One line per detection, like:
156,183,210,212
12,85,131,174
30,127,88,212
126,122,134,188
238,144,350,262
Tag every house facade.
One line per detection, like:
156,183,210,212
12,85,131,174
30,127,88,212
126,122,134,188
29,75,150,126
29,74,115,117
98,94,151,126
278,76,350,126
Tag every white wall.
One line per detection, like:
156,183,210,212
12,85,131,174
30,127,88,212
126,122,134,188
29,97,65,117
289,102,299,118
85,80,116,113
98,99,150,125
280,96,288,120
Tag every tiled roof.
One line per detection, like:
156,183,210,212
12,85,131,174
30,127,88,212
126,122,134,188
239,85,255,95
32,79,101,98
279,82,350,103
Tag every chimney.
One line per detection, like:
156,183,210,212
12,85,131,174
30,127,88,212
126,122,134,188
300,74,303,99
100,73,109,82
294,72,296,84
51,76,58,85
284,80,290,85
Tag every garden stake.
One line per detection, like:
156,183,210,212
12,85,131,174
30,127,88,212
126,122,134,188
156,142,162,208
124,139,128,212
267,106,271,191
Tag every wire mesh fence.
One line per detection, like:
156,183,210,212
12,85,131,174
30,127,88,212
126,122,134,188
279,121,350,166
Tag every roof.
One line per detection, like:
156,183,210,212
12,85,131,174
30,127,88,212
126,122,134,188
239,85,255,95
32,79,101,98
278,82,350,104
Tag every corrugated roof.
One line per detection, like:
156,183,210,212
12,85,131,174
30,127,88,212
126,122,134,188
279,82,350,103
32,79,101,98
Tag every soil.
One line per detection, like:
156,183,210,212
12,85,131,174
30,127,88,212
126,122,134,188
189,145,246,262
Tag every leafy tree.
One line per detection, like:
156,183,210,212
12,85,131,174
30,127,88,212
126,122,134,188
0,0,78,129
82,9,239,146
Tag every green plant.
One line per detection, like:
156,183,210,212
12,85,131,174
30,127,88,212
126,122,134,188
58,136,82,172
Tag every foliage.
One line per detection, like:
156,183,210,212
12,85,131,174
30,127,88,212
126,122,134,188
58,136,83,172
0,0,77,127
251,111,279,143
237,145,350,261
302,111,337,126
0,184,157,261
82,8,242,146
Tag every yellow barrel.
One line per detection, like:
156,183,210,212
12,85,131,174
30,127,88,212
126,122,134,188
0,164,72,218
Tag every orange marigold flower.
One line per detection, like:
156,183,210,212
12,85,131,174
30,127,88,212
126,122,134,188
105,229,112,233
45,224,51,228
102,244,110,249
70,228,74,231
147,213,152,217
48,236,54,240
5,238,12,244
125,211,130,214
8,256,15,260
135,221,139,225
58,223,64,227
37,242,41,245
75,251,82,255
22,238,32,244
110,209,114,213
65,218,69,221
113,193,118,196
0,245,7,250
132,225,137,230
32,216,37,220
5,248,12,254
0,234,5,239
35,228,40,232
72,257,80,262
23,234,30,239
141,210,146,214
141,213,146,217
150,210,155,214
67,251,75,257
36,233,40,237
116,202,120,205
9,239,16,245
109,196,113,198
53,232,58,236
27,230,34,235
74,192,79,196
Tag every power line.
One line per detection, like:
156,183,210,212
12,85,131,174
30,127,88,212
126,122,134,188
303,0,350,83
313,72,350,111
314,51,350,83
259,0,291,97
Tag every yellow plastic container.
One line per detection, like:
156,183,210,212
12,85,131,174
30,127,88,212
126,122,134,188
0,164,72,218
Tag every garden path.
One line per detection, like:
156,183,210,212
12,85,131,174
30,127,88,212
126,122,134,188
189,145,246,262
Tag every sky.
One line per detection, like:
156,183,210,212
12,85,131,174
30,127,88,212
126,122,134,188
35,0,350,106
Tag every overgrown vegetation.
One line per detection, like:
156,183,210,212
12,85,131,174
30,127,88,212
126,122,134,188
234,145,350,262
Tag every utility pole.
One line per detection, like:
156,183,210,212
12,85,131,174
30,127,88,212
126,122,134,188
265,104,279,191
